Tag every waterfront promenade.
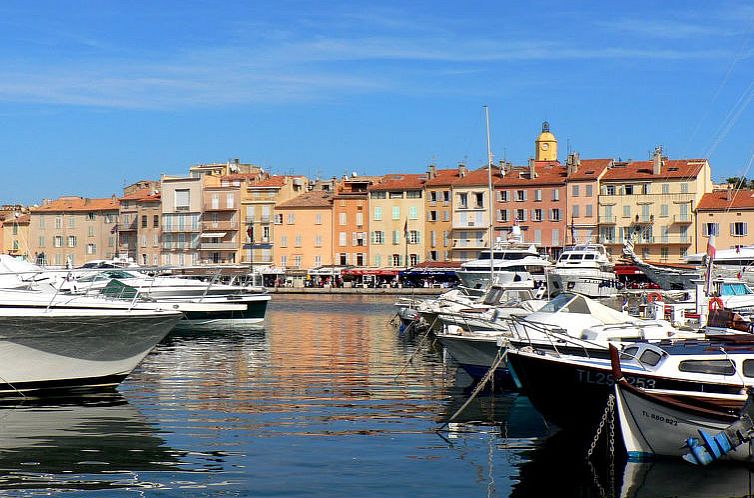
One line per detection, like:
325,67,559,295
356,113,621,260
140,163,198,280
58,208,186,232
267,286,445,295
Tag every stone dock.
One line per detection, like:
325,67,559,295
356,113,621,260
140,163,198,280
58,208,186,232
267,286,445,295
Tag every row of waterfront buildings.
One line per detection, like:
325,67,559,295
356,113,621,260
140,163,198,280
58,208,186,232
1,123,752,273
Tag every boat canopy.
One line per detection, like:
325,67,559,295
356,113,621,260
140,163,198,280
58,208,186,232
535,292,639,325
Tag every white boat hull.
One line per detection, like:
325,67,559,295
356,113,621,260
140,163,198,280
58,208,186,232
548,269,620,298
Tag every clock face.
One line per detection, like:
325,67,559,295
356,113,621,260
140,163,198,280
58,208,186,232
541,142,549,150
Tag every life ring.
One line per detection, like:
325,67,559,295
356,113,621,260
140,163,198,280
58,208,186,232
709,297,724,312
647,292,662,303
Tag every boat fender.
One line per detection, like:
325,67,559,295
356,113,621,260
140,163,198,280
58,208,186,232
708,296,724,312
647,292,662,304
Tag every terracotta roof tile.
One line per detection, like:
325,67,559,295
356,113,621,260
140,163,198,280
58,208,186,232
120,188,160,202
453,166,502,187
698,189,754,210
368,174,426,191
567,159,612,180
496,162,567,187
32,196,120,212
603,159,707,181
250,175,305,188
425,168,461,187
275,190,333,209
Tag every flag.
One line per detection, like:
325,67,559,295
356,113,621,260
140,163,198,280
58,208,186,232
403,219,408,238
706,234,716,260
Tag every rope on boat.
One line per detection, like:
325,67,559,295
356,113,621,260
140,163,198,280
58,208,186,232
437,347,508,431
393,316,439,380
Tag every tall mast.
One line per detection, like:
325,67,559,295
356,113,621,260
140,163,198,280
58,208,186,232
484,106,494,284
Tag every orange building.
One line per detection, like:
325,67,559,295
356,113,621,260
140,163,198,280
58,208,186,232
118,187,162,266
696,188,754,251
1,213,30,259
274,190,334,271
332,176,379,267
564,155,611,245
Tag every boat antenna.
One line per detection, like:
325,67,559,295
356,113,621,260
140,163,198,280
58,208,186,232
484,106,495,285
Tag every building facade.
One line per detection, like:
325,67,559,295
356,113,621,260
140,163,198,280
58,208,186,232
367,174,426,268
450,165,495,261
564,156,610,245
118,187,161,266
333,176,379,267
696,188,754,252
160,176,202,266
1,214,30,259
274,191,334,270
598,147,712,262
29,196,120,267
423,166,459,262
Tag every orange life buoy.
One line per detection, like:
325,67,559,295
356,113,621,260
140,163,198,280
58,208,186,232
709,296,724,312
647,292,662,303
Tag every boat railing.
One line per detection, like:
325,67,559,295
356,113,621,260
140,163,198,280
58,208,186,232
505,315,605,358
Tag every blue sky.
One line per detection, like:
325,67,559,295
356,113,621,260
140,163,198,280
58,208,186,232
0,1,752,203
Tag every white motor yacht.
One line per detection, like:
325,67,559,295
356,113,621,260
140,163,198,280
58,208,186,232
547,243,620,298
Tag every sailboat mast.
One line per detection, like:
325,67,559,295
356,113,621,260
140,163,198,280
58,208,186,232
484,106,494,284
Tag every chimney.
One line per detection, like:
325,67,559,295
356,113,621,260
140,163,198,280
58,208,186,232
428,164,437,179
458,163,467,178
528,158,537,179
727,185,733,202
653,145,663,175
566,152,581,177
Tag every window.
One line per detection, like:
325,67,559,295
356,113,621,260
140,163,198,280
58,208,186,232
428,211,438,222
704,223,720,236
458,193,468,209
391,254,401,267
679,360,735,375
372,231,384,244
622,205,630,218
55,216,62,229
442,210,450,222
605,185,616,195
141,215,148,228
516,190,526,201
273,213,282,225
552,189,560,201
87,212,95,221
681,183,689,193
67,235,77,247
660,247,669,261
86,243,96,255
392,230,400,245
339,232,347,246
339,213,347,226
175,189,190,210
409,254,419,266
314,255,322,266
586,205,593,217
38,236,45,248
226,193,235,209
406,191,422,199
572,185,579,197
280,235,288,247
315,213,322,225
281,255,287,267
624,185,634,195
314,234,323,247
443,191,450,203
642,184,651,195
474,192,484,208
572,205,580,218
392,206,400,220
662,183,670,194
153,215,159,227
153,234,159,247
408,206,418,220
732,222,748,237
533,209,543,221
287,213,295,224
389,192,404,199
141,235,147,247
12,240,18,251
660,204,669,217
498,209,509,222
516,209,527,222
550,209,561,221
88,226,95,237
356,212,363,226
374,207,383,221
430,191,438,203
68,216,75,228
408,230,420,244
295,235,302,247
499,191,509,202
38,215,45,228
370,191,386,199
585,185,593,197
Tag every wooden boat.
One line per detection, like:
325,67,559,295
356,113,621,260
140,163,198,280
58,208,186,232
611,344,754,464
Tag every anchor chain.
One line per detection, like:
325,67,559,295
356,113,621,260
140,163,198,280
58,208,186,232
587,393,615,458
587,393,616,498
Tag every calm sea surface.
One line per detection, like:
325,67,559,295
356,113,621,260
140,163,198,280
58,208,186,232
0,294,751,497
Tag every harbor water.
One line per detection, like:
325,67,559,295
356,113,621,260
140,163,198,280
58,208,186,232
0,294,750,496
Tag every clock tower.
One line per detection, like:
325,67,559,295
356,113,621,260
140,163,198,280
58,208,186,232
534,121,557,161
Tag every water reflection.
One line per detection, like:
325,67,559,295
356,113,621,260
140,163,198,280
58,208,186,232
0,394,182,491
620,460,754,498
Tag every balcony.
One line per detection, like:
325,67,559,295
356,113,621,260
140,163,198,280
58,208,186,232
633,214,654,224
599,216,617,224
199,242,238,250
201,220,239,230
204,204,237,212
162,225,201,233
453,238,487,249
673,214,692,224
118,220,138,231
659,235,691,244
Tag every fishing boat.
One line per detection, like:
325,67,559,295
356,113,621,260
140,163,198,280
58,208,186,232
611,344,754,464
548,243,621,298
507,335,754,432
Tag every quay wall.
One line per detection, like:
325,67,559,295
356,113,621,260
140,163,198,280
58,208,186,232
267,287,445,295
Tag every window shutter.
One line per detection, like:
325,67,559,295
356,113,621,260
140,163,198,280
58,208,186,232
731,223,736,235
745,223,749,236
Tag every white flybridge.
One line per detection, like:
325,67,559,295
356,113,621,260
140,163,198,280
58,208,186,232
547,243,620,298
455,227,552,291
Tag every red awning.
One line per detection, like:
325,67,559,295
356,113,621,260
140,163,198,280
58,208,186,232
341,269,401,277
614,265,643,276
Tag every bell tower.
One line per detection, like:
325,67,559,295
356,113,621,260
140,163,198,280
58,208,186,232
534,121,558,161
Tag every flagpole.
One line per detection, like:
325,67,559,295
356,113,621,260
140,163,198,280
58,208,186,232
484,106,494,285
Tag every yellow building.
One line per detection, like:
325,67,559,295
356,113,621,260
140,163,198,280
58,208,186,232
273,190,334,271
449,165,495,261
424,165,459,262
598,147,712,262
696,188,754,252
367,174,426,268
1,213,31,259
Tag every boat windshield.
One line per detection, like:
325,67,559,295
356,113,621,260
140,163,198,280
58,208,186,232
721,283,754,296
76,270,137,282
477,252,531,261
536,293,589,314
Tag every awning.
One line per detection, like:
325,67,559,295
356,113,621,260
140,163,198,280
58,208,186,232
341,268,401,277
200,232,227,238
400,269,458,278
614,265,643,276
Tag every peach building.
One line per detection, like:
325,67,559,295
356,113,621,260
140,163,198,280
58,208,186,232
29,196,120,267
118,187,161,266
423,165,459,262
367,174,426,268
200,183,241,264
273,190,334,270
450,164,496,261
563,155,611,245
696,188,754,251
332,176,379,267
160,176,203,266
